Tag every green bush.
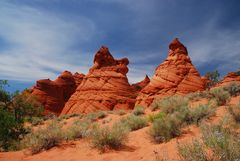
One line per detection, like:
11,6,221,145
177,140,208,161
189,104,215,125
210,87,230,106
13,91,44,122
121,115,148,131
31,117,44,126
148,112,166,123
150,115,182,143
96,111,107,119
132,106,145,115
205,70,220,88
21,121,64,154
0,108,22,151
234,69,240,76
85,111,107,121
115,109,126,116
201,124,240,161
223,82,240,97
228,103,240,122
90,122,129,151
57,113,82,121
0,80,44,151
65,120,91,140
153,96,189,114
186,91,210,101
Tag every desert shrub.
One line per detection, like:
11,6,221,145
223,82,240,97
150,115,182,143
177,140,209,161
85,111,107,121
121,115,148,131
186,91,210,101
228,103,240,122
132,106,145,115
43,113,57,121
205,70,220,88
209,87,230,106
115,109,126,116
90,122,129,151
31,117,44,126
57,113,82,121
186,92,202,101
65,120,91,140
96,111,107,119
189,104,215,125
148,112,166,122
201,123,240,161
21,121,64,154
102,118,112,124
154,96,189,114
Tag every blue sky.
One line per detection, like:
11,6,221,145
0,0,240,92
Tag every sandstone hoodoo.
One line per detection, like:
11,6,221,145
132,75,150,91
136,38,205,106
61,46,137,114
31,71,85,115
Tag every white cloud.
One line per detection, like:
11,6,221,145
0,1,95,81
185,17,240,73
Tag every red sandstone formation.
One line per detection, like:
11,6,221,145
132,75,150,91
136,38,205,106
61,46,137,114
201,76,211,88
31,71,84,115
218,72,240,86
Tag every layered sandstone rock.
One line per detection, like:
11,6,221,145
132,75,150,91
136,38,205,106
61,46,137,114
218,72,240,86
31,71,84,115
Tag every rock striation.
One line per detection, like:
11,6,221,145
218,72,240,86
61,46,137,114
136,38,205,106
31,71,84,115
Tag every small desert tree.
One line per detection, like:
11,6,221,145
0,80,43,151
205,70,220,88
235,69,240,76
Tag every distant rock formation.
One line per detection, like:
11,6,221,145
31,71,84,115
218,72,240,86
136,38,205,106
132,75,150,91
61,46,137,114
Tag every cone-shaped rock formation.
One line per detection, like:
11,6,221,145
61,46,137,114
136,38,205,106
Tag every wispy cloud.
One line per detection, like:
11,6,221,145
184,17,240,74
0,1,95,81
0,0,239,88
